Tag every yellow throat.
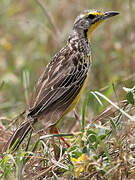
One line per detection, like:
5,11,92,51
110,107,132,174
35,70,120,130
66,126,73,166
86,12,104,40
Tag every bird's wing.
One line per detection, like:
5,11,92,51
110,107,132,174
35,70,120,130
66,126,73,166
28,47,89,118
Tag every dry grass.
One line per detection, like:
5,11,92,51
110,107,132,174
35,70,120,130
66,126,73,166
0,87,135,179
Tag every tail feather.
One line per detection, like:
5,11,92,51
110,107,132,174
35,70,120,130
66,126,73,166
7,121,32,152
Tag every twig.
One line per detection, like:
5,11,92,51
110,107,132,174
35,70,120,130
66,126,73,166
33,166,53,180
36,0,60,37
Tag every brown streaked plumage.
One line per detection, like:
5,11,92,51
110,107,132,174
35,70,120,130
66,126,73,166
6,10,119,152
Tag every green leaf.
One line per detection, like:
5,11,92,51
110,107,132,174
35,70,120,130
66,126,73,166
126,91,134,105
98,134,106,140
82,146,88,153
87,130,97,135
68,164,74,171
68,146,79,152
88,134,97,143
70,148,82,158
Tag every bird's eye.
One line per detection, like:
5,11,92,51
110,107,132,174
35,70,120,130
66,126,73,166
88,14,96,19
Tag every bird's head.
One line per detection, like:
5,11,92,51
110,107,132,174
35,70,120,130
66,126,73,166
73,10,119,40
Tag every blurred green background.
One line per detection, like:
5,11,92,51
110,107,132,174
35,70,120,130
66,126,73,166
0,0,135,122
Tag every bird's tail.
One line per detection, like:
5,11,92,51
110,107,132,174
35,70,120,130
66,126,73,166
6,120,33,152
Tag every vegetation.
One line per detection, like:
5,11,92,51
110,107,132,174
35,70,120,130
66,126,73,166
0,0,135,179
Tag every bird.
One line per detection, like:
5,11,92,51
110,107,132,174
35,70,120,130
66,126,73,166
7,9,119,152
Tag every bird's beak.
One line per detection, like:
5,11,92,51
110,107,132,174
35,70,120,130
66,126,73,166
100,11,119,21
92,11,119,24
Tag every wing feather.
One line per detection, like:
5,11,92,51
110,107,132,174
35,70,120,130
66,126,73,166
28,47,89,120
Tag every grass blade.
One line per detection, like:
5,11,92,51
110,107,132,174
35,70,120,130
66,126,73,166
94,91,135,121
81,94,89,134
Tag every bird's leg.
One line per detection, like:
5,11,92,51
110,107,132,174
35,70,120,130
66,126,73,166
52,127,70,148
50,126,70,160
